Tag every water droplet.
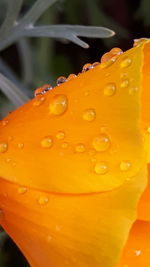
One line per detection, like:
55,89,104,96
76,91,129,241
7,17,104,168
110,47,123,55
33,96,45,106
61,142,69,149
83,108,96,122
133,38,148,47
56,131,65,140
92,134,111,152
17,143,24,149
120,161,131,171
100,59,115,69
0,142,8,153
92,62,99,67
75,143,85,153
57,76,66,86
104,83,116,96
41,136,53,148
94,162,108,174
101,52,113,63
120,79,129,88
18,187,27,194
2,120,8,126
120,57,132,68
135,250,141,256
82,63,92,72
49,94,68,115
34,84,52,97
38,196,49,205
129,87,138,95
67,74,76,81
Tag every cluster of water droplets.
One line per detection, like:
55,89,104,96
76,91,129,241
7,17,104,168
0,45,136,177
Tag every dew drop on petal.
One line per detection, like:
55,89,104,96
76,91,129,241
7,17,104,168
110,47,123,55
100,59,115,69
92,134,111,152
17,143,24,149
120,161,131,171
129,87,138,95
0,142,8,153
41,136,53,148
57,76,66,86
120,57,132,68
38,196,49,205
101,52,113,63
135,250,141,256
61,142,69,149
18,187,27,194
104,83,116,96
82,63,92,72
75,143,85,153
94,162,108,174
49,94,68,115
120,79,129,88
33,96,45,106
92,62,100,67
56,131,65,140
67,74,77,81
2,120,8,126
83,108,96,122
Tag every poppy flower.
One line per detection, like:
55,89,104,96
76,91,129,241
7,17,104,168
0,38,150,267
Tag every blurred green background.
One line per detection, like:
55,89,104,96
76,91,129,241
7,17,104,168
0,0,150,266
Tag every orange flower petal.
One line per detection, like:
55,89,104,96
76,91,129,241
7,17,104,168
138,164,150,221
0,43,146,194
117,220,150,267
0,165,146,267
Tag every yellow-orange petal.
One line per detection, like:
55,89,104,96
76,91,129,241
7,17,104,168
0,42,147,194
0,164,147,267
138,163,150,221
117,220,150,267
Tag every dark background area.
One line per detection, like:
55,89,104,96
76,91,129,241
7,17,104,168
0,0,150,266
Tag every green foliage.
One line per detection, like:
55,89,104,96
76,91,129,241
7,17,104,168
0,0,114,119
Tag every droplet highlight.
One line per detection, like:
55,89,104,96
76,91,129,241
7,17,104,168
83,108,96,122
92,134,111,152
57,76,66,86
75,143,85,153
61,142,69,149
17,143,24,149
120,161,131,171
104,83,116,96
49,94,68,115
120,79,129,88
94,162,108,174
120,57,132,68
33,96,45,106
0,142,8,153
56,131,65,140
38,196,49,205
18,187,27,194
41,136,53,148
